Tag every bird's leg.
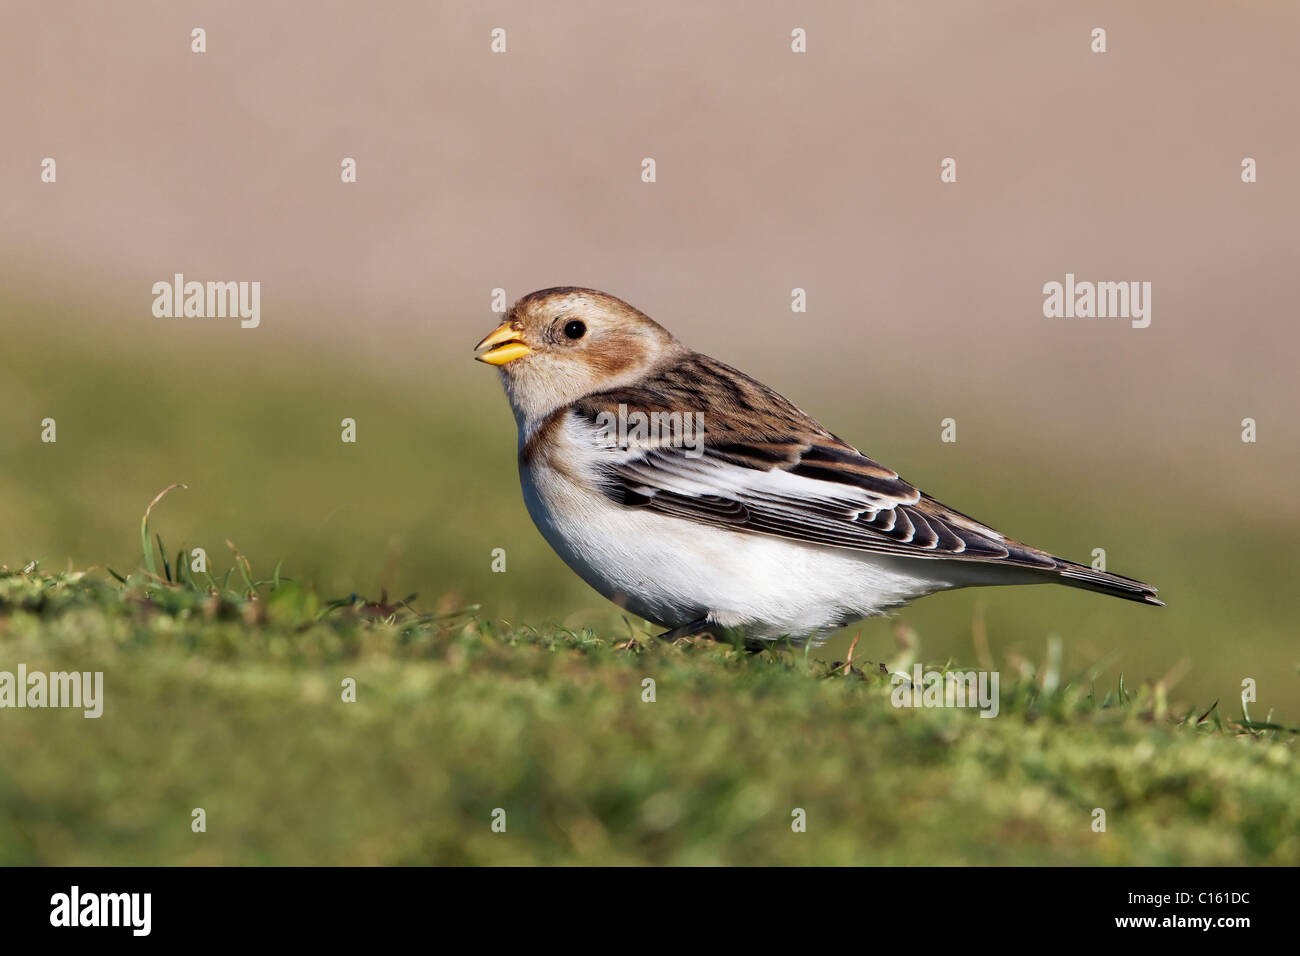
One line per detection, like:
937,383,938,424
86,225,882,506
655,617,716,642
656,618,767,654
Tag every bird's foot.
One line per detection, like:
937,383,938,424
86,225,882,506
655,617,716,642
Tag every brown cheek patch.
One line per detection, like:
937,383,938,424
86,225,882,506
585,332,644,378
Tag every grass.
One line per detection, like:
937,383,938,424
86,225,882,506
0,500,1296,866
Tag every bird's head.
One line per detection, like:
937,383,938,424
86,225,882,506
473,287,683,425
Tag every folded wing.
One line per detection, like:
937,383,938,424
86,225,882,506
569,355,1161,605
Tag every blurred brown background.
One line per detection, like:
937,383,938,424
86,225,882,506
4,1,1296,409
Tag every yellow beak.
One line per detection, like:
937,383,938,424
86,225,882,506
473,322,532,366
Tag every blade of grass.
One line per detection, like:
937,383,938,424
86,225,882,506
226,539,255,595
140,483,187,577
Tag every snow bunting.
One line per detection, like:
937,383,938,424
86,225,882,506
475,287,1161,644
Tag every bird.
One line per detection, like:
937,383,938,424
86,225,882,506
474,287,1161,645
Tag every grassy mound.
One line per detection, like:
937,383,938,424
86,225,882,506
1,521,1294,865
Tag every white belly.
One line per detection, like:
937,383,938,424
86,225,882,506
519,458,947,642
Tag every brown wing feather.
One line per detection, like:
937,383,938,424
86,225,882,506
568,354,1162,605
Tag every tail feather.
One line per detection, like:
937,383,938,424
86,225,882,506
1049,558,1163,606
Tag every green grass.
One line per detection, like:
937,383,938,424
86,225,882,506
0,515,1296,865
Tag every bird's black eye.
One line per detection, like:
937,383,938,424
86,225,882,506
563,320,586,340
